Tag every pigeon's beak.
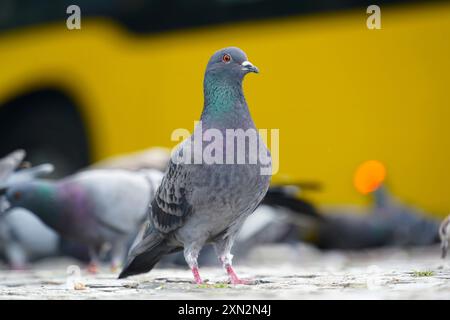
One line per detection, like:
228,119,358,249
241,61,259,74
0,186,7,196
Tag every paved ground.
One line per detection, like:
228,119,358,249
0,244,449,299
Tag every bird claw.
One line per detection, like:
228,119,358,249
228,278,256,285
225,265,256,285
191,266,203,284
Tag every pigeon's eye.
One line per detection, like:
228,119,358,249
222,54,232,63
13,192,21,200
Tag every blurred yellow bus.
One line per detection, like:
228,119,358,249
0,1,449,214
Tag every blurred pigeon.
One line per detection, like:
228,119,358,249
371,185,440,246
0,149,25,181
439,215,450,259
2,168,163,271
0,159,59,269
315,185,440,249
0,163,56,212
0,150,26,212
229,184,321,259
119,47,271,284
6,163,54,186
0,208,59,269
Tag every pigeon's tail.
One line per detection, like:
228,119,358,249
118,228,174,279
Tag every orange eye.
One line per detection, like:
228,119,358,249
222,54,231,63
14,191,21,200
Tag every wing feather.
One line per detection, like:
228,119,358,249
151,160,193,233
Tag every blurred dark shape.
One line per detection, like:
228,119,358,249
0,90,91,178
261,184,322,218
315,185,441,249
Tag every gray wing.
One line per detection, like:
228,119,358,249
150,160,193,234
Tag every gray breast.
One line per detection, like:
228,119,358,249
174,163,270,243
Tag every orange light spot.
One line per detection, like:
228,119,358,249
354,160,386,194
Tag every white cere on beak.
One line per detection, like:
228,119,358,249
241,60,259,73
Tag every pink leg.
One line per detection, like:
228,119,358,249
191,266,203,284
226,265,251,285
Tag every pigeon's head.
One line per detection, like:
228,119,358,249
205,47,259,81
3,181,54,210
2,181,61,226
3,183,34,208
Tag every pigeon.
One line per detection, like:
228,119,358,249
315,185,440,249
371,185,440,246
119,47,271,284
2,168,164,271
0,158,59,269
0,164,55,214
439,215,450,259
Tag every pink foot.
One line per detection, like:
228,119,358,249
226,265,254,285
192,266,203,284
87,263,98,274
